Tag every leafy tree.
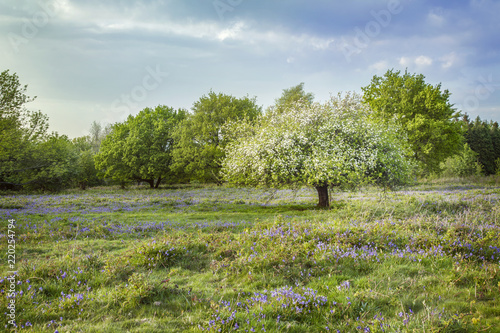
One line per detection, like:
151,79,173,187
466,117,494,174
362,69,464,175
440,143,480,178
71,136,102,190
272,82,314,113
1,70,107,191
0,132,79,192
171,91,262,183
222,93,414,207
463,116,500,175
95,105,186,188
0,70,54,190
20,134,79,191
94,122,131,187
88,121,112,153
491,122,500,160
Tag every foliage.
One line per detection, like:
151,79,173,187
463,115,500,175
71,136,103,190
0,70,80,191
440,144,481,178
222,92,414,206
87,120,112,153
171,91,262,184
16,134,80,191
272,82,314,114
95,105,187,188
362,69,464,175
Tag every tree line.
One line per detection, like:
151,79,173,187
1,68,498,204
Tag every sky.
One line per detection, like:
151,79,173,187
1,0,499,138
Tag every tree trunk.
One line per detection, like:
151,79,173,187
154,176,162,189
315,184,329,208
147,179,154,188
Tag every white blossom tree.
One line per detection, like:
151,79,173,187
222,92,414,207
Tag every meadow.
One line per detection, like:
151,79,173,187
1,179,500,332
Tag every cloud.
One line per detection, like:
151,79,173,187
398,55,433,68
427,8,446,27
415,55,433,67
369,60,389,72
1,0,499,136
217,21,245,41
440,52,461,69
399,56,411,67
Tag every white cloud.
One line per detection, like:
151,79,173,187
2,0,499,137
399,56,433,68
369,60,389,72
309,37,335,51
415,55,433,66
427,9,446,27
217,21,246,41
399,56,411,67
440,52,460,69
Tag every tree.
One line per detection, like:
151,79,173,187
1,70,103,192
362,69,464,175
440,143,480,178
71,136,101,190
94,105,186,188
222,92,414,207
171,91,262,183
463,116,500,175
272,82,314,113
0,70,54,190
20,134,79,191
491,121,500,166
88,121,112,153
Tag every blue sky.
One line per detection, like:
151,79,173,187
1,0,499,137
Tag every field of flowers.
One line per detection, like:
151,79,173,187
1,181,500,332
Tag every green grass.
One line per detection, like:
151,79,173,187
1,181,500,332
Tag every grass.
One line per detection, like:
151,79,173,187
0,182,499,332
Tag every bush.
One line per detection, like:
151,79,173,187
441,144,481,178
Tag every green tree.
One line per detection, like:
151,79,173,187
70,121,113,190
171,91,262,183
272,82,314,113
0,70,100,192
71,135,102,190
20,134,79,191
222,93,414,207
491,121,500,161
94,122,131,187
0,70,55,190
362,69,464,175
95,105,186,188
466,117,494,174
440,143,480,178
88,120,112,153
463,116,500,175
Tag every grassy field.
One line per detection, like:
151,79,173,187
1,180,500,332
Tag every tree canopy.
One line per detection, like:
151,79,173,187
222,92,414,207
95,105,187,188
171,91,262,183
463,116,500,175
362,69,464,175
272,82,314,113
0,70,68,190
